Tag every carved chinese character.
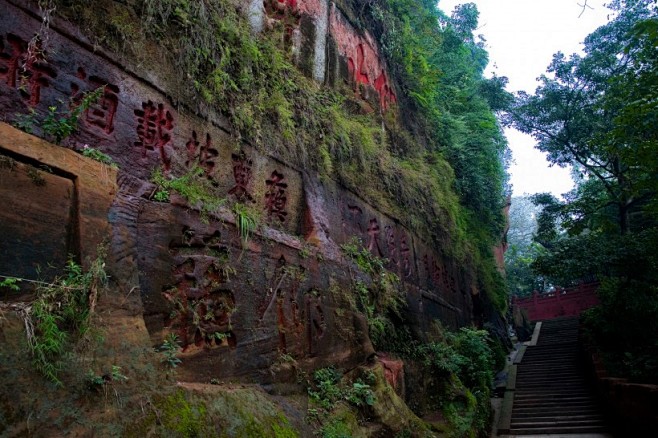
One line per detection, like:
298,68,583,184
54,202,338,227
185,131,218,178
134,100,174,170
432,259,443,289
423,254,441,288
399,235,412,278
367,218,383,257
0,34,56,106
374,69,396,112
346,204,364,233
348,44,370,92
265,170,288,222
306,294,325,354
0,34,24,88
228,152,254,202
164,225,235,350
276,288,303,353
70,67,119,134
384,225,397,267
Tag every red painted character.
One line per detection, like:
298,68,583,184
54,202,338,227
134,100,174,170
228,152,254,202
70,67,119,134
0,34,56,106
265,170,288,222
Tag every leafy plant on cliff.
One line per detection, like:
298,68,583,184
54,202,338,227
364,0,511,309
25,248,108,385
158,333,182,368
341,238,405,349
0,276,21,292
13,87,103,145
233,202,259,245
415,327,496,436
81,145,118,168
150,167,224,220
308,367,376,422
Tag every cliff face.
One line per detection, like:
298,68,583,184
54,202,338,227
0,0,507,435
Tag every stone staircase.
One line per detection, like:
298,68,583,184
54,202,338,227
506,317,609,435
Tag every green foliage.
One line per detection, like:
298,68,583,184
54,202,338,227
13,87,103,143
507,1,658,236
41,105,77,145
152,189,170,202
233,202,259,245
320,417,352,438
27,249,108,385
418,328,495,390
158,333,182,368
409,327,495,436
13,108,37,133
583,278,658,383
509,0,658,383
86,365,128,390
367,0,510,231
340,238,405,349
0,276,21,292
150,167,223,219
81,146,118,168
308,367,376,412
308,367,343,411
504,197,545,296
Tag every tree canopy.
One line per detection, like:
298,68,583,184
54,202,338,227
508,0,658,235
506,0,658,382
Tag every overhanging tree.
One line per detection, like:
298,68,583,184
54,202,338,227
507,1,658,235
507,0,658,382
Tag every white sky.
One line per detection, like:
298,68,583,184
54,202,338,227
437,0,612,197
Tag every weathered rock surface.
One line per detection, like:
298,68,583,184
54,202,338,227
0,0,479,381
0,0,506,435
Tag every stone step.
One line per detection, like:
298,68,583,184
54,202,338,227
500,317,609,436
512,408,601,418
509,424,609,435
515,386,591,393
514,396,596,405
520,357,580,364
510,424,608,432
520,356,579,363
516,372,582,378
517,371,583,378
516,372,583,383
515,377,586,385
517,368,583,374
510,419,606,428
515,391,594,398
511,416,605,426
512,401,598,409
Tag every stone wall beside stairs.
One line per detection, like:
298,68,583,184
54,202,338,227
587,350,658,435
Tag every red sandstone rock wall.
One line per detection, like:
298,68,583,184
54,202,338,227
0,0,474,382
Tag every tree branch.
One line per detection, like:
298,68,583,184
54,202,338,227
578,0,594,18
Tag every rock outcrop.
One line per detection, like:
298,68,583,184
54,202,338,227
0,0,507,435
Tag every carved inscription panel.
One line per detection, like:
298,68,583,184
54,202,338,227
0,1,304,235
329,6,396,111
136,202,360,381
0,153,74,286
